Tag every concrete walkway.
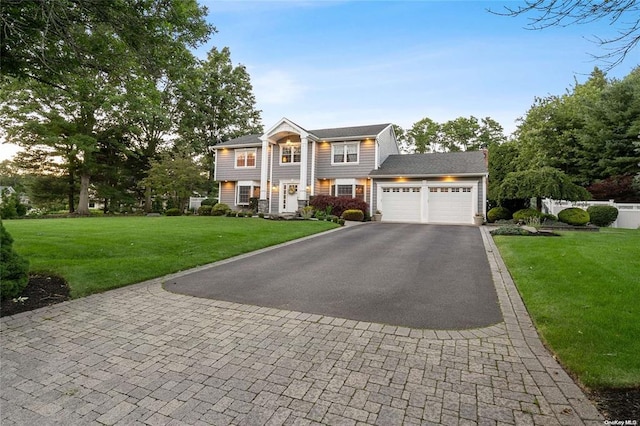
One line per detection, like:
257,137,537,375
0,226,603,425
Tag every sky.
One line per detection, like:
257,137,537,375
1,0,638,160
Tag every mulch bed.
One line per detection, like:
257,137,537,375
0,275,638,421
589,388,640,421
1,274,70,317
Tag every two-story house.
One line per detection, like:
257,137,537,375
214,118,487,225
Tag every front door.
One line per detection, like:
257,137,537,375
282,183,298,213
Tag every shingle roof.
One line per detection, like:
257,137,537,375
309,123,391,140
215,134,262,148
214,123,392,148
369,151,488,177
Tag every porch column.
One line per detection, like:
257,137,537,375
298,135,309,209
259,137,269,213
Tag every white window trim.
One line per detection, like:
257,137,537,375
279,143,301,165
234,148,257,169
236,180,260,206
331,178,366,200
331,141,360,165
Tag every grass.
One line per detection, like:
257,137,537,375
4,216,338,298
493,228,640,389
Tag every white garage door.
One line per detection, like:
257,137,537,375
380,187,421,223
427,187,473,224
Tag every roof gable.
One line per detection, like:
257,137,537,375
370,151,488,177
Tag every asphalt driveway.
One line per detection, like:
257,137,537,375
164,223,502,329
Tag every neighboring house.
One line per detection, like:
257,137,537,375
0,186,16,202
213,117,488,225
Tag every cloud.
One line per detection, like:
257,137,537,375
253,69,307,105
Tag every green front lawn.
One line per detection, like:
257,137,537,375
494,228,640,389
4,216,338,298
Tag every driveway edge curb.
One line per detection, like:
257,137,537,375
480,226,603,424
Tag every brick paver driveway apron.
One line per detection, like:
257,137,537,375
0,226,603,425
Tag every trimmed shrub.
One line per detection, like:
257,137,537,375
227,210,237,217
558,207,590,226
1,221,30,300
197,205,212,216
513,208,541,222
489,225,531,236
165,208,181,216
541,213,557,222
211,203,231,216
200,198,217,207
487,206,512,223
309,195,368,218
586,205,618,227
341,209,364,221
338,219,346,226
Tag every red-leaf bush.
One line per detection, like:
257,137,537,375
309,195,369,218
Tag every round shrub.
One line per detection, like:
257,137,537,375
558,207,590,226
1,222,30,300
211,203,231,216
513,208,541,222
487,206,512,223
165,208,181,216
586,205,618,227
341,209,364,221
200,198,216,207
197,205,212,216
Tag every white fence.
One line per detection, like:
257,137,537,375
188,197,208,211
542,198,640,229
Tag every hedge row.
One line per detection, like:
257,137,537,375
309,195,368,218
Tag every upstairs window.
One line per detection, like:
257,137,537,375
280,144,301,164
235,149,256,168
332,142,359,164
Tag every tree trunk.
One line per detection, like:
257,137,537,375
76,173,91,215
145,186,152,213
68,170,75,213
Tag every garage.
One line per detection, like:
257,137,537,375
370,151,488,224
377,183,477,224
427,186,474,224
379,186,422,223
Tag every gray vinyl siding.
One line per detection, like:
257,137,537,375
376,125,400,167
315,139,376,179
215,146,262,182
219,182,237,209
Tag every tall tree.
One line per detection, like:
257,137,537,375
178,47,263,181
578,67,640,184
407,116,506,153
1,0,213,84
408,117,441,153
0,1,212,215
392,125,412,154
141,148,207,212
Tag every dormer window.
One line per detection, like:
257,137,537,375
332,142,359,164
280,144,301,164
